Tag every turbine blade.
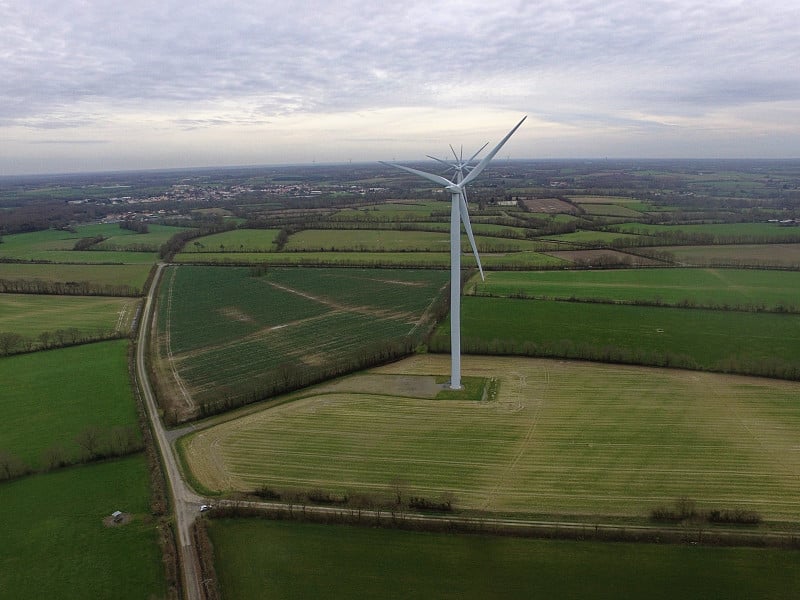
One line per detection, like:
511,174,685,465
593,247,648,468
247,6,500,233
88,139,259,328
459,116,527,188
450,144,460,163
426,155,455,169
380,161,454,187
467,141,489,164
459,192,484,280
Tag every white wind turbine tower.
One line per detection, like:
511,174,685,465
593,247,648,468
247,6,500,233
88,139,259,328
383,116,526,389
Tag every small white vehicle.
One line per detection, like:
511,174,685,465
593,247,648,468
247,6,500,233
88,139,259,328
199,504,212,512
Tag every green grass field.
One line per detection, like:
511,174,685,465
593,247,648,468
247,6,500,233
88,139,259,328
656,244,800,267
576,203,644,218
0,294,138,339
92,224,190,251
208,519,800,600
469,268,800,310
0,340,140,468
439,296,800,377
332,200,449,219
183,355,800,520
544,230,644,244
0,225,162,263
0,455,165,600
180,228,282,252
0,262,152,293
615,222,800,242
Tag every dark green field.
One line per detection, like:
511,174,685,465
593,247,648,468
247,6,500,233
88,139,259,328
208,519,800,600
0,340,140,468
0,456,165,600
156,266,450,415
434,297,800,378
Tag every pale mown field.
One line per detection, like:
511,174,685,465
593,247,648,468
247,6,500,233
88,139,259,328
183,355,800,521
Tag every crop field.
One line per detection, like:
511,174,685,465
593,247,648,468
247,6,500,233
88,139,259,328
0,455,165,600
544,230,644,244
614,222,800,241
568,195,641,204
576,204,644,218
0,263,152,293
208,519,800,600
440,297,800,377
543,249,662,267
173,250,568,268
0,340,140,468
156,266,449,410
282,229,547,253
180,228,282,252
469,268,800,309
333,200,449,219
182,355,800,520
0,294,138,339
658,244,800,267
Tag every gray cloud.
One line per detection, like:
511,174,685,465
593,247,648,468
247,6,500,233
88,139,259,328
2,0,799,173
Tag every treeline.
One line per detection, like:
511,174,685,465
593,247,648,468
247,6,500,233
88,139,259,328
201,498,799,550
0,278,139,296
430,336,800,382
158,223,232,260
0,328,127,356
120,219,149,233
650,498,761,526
468,290,800,315
0,424,142,482
73,235,106,251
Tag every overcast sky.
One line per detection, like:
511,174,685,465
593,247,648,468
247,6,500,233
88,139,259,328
2,0,799,175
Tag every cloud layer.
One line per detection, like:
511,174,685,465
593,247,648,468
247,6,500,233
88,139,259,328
2,0,799,174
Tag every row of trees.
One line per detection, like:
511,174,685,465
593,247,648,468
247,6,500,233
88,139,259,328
468,290,800,315
0,278,139,296
429,336,800,382
0,424,142,482
0,328,126,356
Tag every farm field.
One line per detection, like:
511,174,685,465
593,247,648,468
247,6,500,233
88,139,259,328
332,200,449,219
657,244,800,267
0,455,165,600
92,224,190,251
543,248,662,267
544,230,643,244
173,250,567,268
282,229,548,253
441,297,800,377
180,228,282,252
613,222,800,241
0,293,138,339
182,355,800,521
468,268,800,310
0,225,162,263
0,262,152,293
0,339,140,468
208,519,800,600
155,266,450,415
576,204,643,218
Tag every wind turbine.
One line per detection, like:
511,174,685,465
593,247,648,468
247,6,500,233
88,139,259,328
382,116,526,389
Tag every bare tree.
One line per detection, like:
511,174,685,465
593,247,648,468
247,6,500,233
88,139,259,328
74,426,103,460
